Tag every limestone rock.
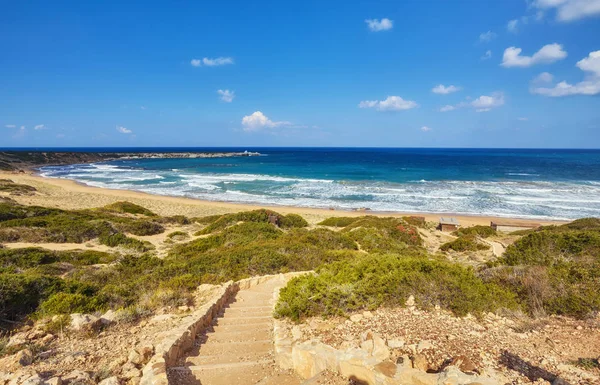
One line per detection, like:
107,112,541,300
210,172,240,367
62,370,93,385
98,377,119,385
372,334,390,362
412,354,430,371
21,374,43,385
128,350,143,366
405,295,415,307
16,349,33,366
449,355,478,374
350,314,363,323
43,378,62,385
6,333,28,348
387,338,405,349
69,314,101,331
136,343,154,363
100,310,117,325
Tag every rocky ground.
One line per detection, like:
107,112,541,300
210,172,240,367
0,285,223,385
286,298,600,385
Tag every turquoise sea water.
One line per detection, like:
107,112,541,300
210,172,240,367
38,148,600,220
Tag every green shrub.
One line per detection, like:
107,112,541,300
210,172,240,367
39,292,106,315
193,214,224,225
275,254,518,321
501,230,600,266
440,235,490,252
318,217,361,227
197,209,307,235
102,201,156,216
280,214,309,228
115,220,164,236
166,231,190,240
482,263,600,319
98,233,154,252
453,225,496,238
0,273,64,321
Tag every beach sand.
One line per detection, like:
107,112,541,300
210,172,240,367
0,171,566,226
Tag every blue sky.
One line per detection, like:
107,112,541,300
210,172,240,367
1,0,600,148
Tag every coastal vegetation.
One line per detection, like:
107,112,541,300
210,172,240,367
1,197,599,332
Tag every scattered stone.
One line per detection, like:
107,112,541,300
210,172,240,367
449,355,478,374
40,334,55,344
136,343,154,363
6,333,27,348
362,311,374,319
98,377,119,385
100,310,117,325
16,349,34,366
69,314,101,331
387,338,405,349
128,349,143,365
62,370,93,385
411,354,429,372
148,314,174,324
349,314,363,323
405,295,415,308
21,374,43,385
177,305,190,312
416,340,433,352
43,377,62,385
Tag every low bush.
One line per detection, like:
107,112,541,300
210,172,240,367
39,292,106,315
197,209,308,235
440,235,490,252
318,217,361,227
102,201,157,216
453,225,496,238
166,231,190,240
275,254,518,321
98,233,154,252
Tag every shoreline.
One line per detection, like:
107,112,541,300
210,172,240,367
0,171,567,227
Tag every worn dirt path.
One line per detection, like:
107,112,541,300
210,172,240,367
168,278,302,385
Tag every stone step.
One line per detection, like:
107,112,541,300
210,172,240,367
256,372,303,385
202,328,272,342
170,360,273,385
196,339,273,357
186,344,273,365
215,316,272,326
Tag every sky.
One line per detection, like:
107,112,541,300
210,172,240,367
1,0,600,148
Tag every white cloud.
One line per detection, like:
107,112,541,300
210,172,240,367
518,117,529,121
34,124,45,130
116,126,132,134
481,50,492,60
501,43,567,68
507,19,519,33
191,57,234,67
432,84,461,94
5,124,16,128
471,93,505,112
420,126,432,132
533,0,600,22
358,96,418,111
241,111,290,132
365,18,393,31
530,50,600,96
217,89,235,103
534,72,555,83
439,105,456,112
479,31,497,43
202,57,234,66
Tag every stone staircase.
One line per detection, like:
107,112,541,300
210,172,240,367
168,278,302,385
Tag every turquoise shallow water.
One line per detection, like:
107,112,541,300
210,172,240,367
38,147,600,220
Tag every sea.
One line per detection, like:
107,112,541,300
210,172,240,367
35,147,600,221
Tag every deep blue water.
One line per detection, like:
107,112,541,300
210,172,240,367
33,147,600,220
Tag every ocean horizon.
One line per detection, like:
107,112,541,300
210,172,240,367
28,147,600,221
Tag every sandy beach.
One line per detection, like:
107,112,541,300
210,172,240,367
0,171,566,227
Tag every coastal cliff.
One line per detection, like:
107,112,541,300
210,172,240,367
0,151,260,171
